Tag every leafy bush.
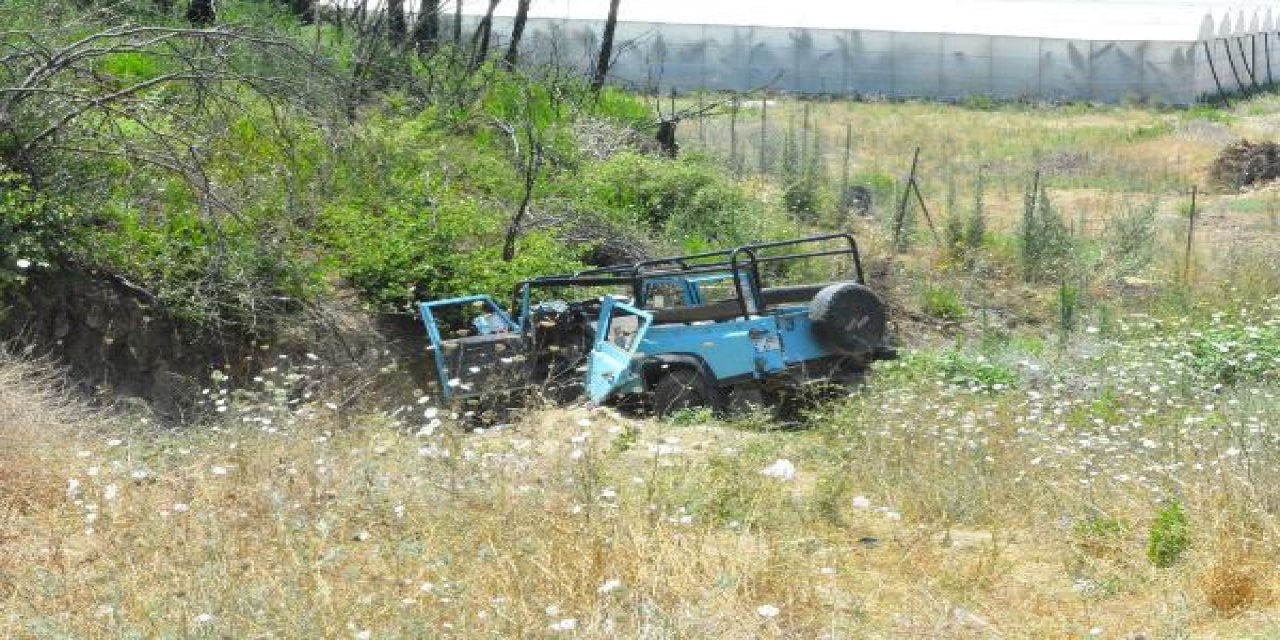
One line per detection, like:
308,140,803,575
1073,514,1130,558
919,284,967,321
944,173,988,267
0,173,81,290
1188,325,1280,386
880,350,1018,392
1106,198,1158,279
579,151,780,248
90,204,318,333
1147,501,1191,568
939,351,1018,391
1020,184,1072,282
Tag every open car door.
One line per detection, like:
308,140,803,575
419,295,530,400
586,297,653,404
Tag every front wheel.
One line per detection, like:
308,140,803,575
652,368,725,418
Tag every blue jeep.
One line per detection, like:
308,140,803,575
418,234,896,416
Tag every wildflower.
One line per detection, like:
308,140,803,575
548,618,578,632
648,443,681,456
172,502,190,513
106,438,123,447
760,459,796,481
756,604,781,617
193,613,215,624
210,466,229,476
598,578,622,594
15,258,31,269
851,495,871,510
103,484,119,501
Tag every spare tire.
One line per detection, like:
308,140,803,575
808,282,887,356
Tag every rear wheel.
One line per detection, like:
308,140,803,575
652,368,724,418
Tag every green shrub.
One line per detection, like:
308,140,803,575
1073,514,1130,557
1147,501,1191,568
1188,325,1280,386
579,151,779,248
0,173,82,291
1020,184,1072,283
91,203,318,332
944,173,988,267
919,284,967,321
880,350,1018,392
1106,199,1158,279
939,351,1018,391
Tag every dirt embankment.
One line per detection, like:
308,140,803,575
1,268,430,421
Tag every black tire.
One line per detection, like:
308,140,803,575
652,368,725,417
808,282,887,357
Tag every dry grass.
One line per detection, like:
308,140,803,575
2,324,1280,639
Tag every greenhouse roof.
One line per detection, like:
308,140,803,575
468,0,1280,42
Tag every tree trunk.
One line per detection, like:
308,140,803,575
411,0,441,53
503,142,543,262
387,0,407,42
503,0,531,68
185,0,215,25
656,120,679,158
452,0,462,45
590,0,622,93
469,0,501,68
287,0,315,24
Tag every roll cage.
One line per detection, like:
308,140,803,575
511,233,867,324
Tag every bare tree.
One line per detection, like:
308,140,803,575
410,0,441,53
503,0,531,68
0,25,330,193
590,0,621,92
469,0,500,68
387,0,407,42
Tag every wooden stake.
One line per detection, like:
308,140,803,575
841,123,853,200
1185,185,1198,287
892,147,921,253
759,96,768,173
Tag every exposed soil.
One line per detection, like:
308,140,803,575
1,267,431,422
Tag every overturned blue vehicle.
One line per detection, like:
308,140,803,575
418,234,896,416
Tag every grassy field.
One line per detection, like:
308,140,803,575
6,94,1280,638
3,299,1280,638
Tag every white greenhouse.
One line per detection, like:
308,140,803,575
459,0,1280,104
